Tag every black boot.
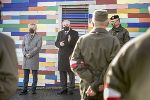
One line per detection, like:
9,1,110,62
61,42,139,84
32,91,37,94
19,90,28,95
57,89,68,95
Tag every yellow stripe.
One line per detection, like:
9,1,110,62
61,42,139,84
39,62,55,66
117,9,139,13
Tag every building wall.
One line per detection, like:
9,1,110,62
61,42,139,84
0,0,150,87
91,0,150,38
0,0,94,87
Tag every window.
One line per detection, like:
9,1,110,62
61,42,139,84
62,5,88,36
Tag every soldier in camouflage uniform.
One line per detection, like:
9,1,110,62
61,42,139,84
70,10,120,100
109,15,130,47
104,7,150,100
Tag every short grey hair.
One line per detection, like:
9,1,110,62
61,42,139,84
28,23,37,30
62,20,70,26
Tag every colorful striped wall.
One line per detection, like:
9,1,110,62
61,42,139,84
90,0,150,38
0,0,150,87
0,0,94,87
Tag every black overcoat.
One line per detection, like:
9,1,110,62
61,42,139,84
55,28,79,71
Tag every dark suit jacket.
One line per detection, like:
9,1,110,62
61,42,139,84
55,28,79,71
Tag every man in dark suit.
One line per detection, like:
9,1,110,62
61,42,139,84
55,20,79,95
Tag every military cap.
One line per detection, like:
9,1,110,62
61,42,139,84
92,10,108,22
110,15,120,20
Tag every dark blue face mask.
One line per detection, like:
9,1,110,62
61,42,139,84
63,26,69,31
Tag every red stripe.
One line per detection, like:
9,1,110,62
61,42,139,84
70,63,78,69
106,97,121,100
104,83,109,88
128,13,150,18
96,0,116,4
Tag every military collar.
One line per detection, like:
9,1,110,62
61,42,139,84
112,25,123,32
90,28,108,34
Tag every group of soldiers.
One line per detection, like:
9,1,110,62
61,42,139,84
56,10,130,100
1,1,150,99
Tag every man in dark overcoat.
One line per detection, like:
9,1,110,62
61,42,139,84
55,20,79,95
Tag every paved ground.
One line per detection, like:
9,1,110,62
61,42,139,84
11,88,81,100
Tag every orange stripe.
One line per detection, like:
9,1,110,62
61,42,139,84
28,6,47,11
20,20,38,24
139,18,150,22
46,49,58,54
18,70,24,74
127,28,139,32
117,9,139,13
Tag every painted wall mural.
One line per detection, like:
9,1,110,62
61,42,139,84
0,0,150,86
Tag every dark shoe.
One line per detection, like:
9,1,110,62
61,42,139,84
32,91,37,94
57,89,67,95
19,90,28,95
68,91,73,95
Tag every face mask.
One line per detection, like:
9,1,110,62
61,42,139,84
29,28,35,33
63,26,69,31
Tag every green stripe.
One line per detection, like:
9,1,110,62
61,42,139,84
38,19,56,24
139,28,148,32
42,36,56,41
139,8,149,13
0,24,28,28
47,6,58,11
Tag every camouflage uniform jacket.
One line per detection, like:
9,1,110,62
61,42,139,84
71,28,120,100
109,25,130,47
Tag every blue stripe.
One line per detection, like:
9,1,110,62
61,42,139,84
128,3,150,8
0,20,2,24
3,28,19,32
28,15,47,19
62,14,88,19
89,14,92,18
11,16,28,19
45,84,61,87
39,58,46,62
46,41,55,45
37,0,93,1
15,44,20,48
45,75,57,80
11,32,28,36
18,82,24,87
128,23,150,28
12,0,29,3
3,3,29,8
2,7,28,11
29,2,37,7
